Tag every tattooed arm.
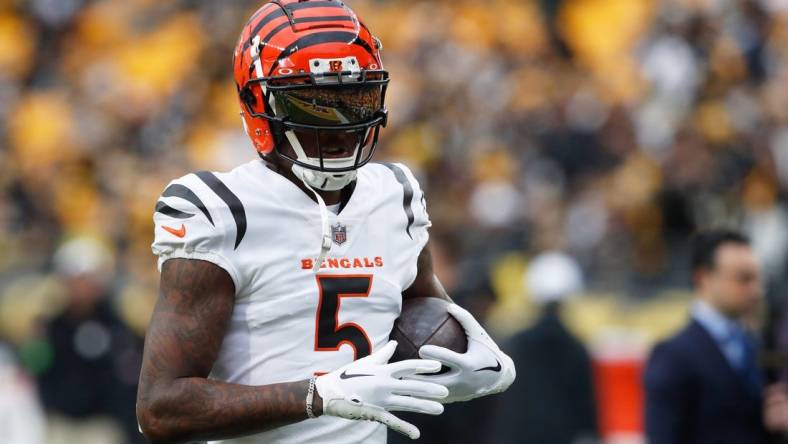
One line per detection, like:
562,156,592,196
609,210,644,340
402,241,452,302
136,258,322,443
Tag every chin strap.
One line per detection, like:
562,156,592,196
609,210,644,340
297,173,332,273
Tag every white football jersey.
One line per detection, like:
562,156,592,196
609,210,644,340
151,159,430,444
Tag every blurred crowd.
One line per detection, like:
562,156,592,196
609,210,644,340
2,0,788,442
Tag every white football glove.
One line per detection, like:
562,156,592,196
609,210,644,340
315,340,449,439
412,304,515,403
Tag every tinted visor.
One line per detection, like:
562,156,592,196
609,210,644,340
273,85,382,126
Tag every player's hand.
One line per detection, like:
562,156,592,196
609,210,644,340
413,304,515,403
315,340,449,439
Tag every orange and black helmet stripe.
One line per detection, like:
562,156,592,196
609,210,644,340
260,15,355,49
242,0,349,52
267,30,377,76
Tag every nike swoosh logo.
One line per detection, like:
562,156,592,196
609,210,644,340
339,370,373,379
162,224,186,238
474,360,502,372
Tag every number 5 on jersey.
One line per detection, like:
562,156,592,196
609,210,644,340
314,275,373,360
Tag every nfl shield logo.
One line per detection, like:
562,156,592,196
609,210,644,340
331,222,347,246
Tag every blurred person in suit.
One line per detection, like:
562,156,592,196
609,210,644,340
36,237,143,444
489,251,599,444
644,229,768,443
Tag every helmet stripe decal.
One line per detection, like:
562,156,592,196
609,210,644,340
250,35,265,79
244,4,270,28
243,1,348,52
155,201,194,220
267,31,376,76
161,183,214,226
287,0,346,12
195,172,248,250
383,164,415,239
244,9,286,52
261,15,355,47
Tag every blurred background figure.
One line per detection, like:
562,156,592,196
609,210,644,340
36,237,143,444
0,342,46,444
490,251,599,444
644,230,767,443
764,382,788,440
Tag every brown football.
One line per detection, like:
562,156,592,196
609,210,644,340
389,297,467,372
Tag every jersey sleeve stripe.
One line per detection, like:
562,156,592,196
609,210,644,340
383,163,414,239
155,201,194,219
162,183,215,226
195,171,248,250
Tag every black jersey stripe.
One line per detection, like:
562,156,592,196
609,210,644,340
267,31,377,76
195,171,247,249
162,183,214,226
383,163,414,239
155,201,194,219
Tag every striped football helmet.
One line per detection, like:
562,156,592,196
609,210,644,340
233,0,389,191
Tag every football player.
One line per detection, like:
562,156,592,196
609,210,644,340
136,1,515,442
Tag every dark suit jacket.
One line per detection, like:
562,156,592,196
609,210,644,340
644,319,766,444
